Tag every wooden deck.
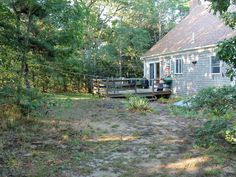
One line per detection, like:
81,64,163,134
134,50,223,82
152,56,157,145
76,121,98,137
93,78,172,99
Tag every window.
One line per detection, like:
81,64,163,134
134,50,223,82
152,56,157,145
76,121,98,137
175,58,183,74
211,56,220,74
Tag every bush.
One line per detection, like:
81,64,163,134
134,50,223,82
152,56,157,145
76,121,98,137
0,86,53,119
195,119,236,148
127,95,151,112
195,119,230,147
190,86,236,116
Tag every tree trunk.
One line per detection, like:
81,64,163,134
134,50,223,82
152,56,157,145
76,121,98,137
63,79,67,92
22,61,30,89
21,6,33,89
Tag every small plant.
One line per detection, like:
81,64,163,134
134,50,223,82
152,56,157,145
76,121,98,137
127,95,151,112
225,126,236,144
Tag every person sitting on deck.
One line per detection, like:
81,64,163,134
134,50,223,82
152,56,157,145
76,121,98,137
141,77,149,89
156,79,164,91
128,79,136,88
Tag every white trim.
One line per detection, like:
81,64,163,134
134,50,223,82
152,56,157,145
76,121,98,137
141,44,217,60
143,61,146,77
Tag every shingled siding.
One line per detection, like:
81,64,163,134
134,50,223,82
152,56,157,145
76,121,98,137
143,48,232,96
170,49,231,96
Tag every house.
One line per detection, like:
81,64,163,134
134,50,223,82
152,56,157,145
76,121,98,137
141,0,236,96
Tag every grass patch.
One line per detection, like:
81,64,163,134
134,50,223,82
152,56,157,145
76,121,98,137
51,93,98,100
203,169,222,176
157,96,183,104
111,124,120,128
168,105,199,119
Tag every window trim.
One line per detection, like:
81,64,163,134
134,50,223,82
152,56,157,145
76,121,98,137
174,58,183,74
210,56,221,74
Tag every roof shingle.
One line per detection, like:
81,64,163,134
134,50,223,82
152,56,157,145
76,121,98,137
142,3,236,58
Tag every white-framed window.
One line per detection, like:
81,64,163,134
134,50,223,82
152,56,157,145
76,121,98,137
211,56,221,74
174,58,183,74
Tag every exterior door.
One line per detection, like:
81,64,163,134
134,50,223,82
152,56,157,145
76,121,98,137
150,63,154,86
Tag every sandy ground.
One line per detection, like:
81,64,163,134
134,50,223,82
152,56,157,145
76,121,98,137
2,98,235,177
52,98,236,177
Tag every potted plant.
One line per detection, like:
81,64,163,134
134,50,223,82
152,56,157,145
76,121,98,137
163,75,172,85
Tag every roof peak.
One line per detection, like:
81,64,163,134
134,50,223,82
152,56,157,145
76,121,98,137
189,0,209,11
142,1,236,58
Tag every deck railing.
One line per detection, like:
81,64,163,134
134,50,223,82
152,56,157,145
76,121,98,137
92,78,171,97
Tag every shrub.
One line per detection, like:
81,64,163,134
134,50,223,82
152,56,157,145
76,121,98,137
190,86,236,116
128,96,151,112
0,86,53,120
195,119,230,147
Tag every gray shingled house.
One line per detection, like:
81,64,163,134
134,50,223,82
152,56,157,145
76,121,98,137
141,0,236,96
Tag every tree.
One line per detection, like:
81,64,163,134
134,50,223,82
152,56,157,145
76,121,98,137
0,0,85,89
210,0,236,79
79,0,189,79
0,0,190,93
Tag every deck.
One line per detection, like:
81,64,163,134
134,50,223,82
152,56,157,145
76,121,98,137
93,78,172,99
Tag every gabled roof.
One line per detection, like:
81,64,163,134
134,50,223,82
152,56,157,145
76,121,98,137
142,3,236,58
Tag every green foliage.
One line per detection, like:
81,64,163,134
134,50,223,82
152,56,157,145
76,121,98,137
0,0,190,94
225,125,236,144
189,86,236,148
127,96,151,112
195,118,236,148
195,119,230,147
169,105,197,118
0,86,53,120
0,0,86,91
158,96,182,104
190,86,236,116
210,0,236,77
217,37,236,79
0,0,190,123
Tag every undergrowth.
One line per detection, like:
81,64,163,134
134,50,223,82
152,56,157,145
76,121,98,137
169,86,236,150
182,86,236,149
0,86,72,130
190,86,236,116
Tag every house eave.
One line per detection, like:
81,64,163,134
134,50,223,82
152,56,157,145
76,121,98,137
140,44,217,60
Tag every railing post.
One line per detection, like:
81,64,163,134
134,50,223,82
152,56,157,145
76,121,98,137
134,79,137,94
106,78,109,96
152,79,154,93
94,77,97,94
